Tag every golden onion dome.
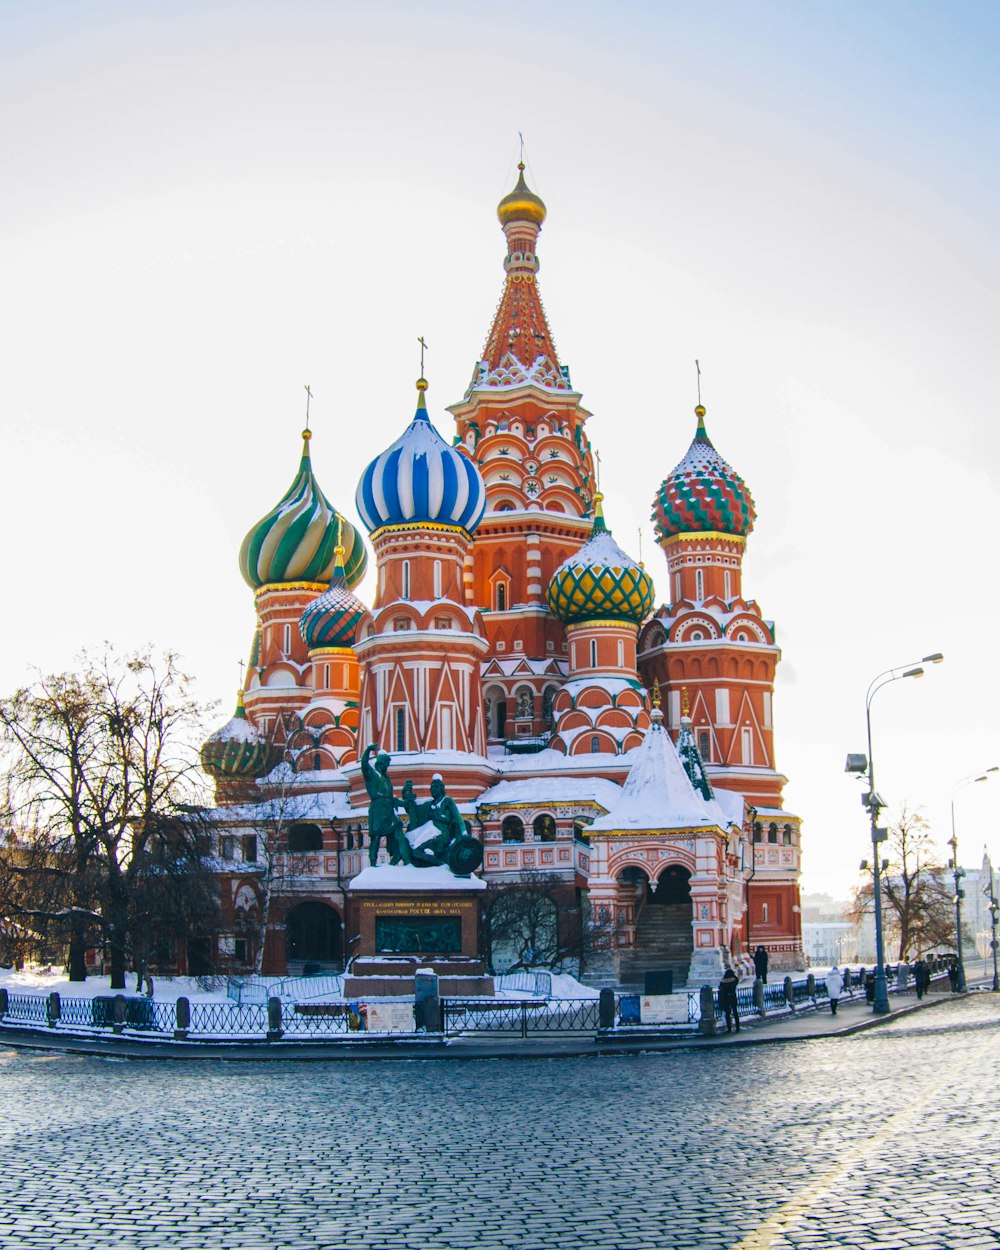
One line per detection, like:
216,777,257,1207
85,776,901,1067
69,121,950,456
497,163,547,228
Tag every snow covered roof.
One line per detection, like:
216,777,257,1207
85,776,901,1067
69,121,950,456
558,676,644,701
350,863,487,892
588,717,729,834
476,777,622,810
216,790,356,824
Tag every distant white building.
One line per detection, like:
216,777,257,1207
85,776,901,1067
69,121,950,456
802,921,856,967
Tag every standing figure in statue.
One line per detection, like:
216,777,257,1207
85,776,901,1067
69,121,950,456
361,743,411,867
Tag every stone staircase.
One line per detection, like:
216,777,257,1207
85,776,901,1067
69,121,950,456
618,903,693,990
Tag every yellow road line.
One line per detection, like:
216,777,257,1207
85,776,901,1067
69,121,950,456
729,1072,951,1250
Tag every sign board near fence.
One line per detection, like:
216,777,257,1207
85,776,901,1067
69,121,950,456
640,994,688,1024
365,1001,416,1034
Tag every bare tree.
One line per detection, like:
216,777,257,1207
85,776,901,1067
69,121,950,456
480,872,617,976
0,647,217,986
848,804,957,959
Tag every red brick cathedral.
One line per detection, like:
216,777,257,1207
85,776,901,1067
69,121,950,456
201,165,804,986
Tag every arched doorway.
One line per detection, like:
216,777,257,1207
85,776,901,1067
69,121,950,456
619,863,693,989
285,902,343,970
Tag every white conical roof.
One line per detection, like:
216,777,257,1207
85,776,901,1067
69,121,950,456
588,714,729,833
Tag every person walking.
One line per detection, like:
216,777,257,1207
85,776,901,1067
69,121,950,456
719,967,740,1033
753,945,769,984
825,964,844,1015
947,957,960,993
913,957,928,999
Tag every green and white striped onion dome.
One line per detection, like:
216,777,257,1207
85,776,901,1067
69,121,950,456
547,496,655,625
239,430,367,589
200,691,278,779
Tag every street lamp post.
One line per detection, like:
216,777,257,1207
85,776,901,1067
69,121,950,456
948,768,999,992
847,653,943,1015
987,868,1000,994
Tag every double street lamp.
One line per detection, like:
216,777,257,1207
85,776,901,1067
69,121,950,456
949,767,999,991
846,652,943,1015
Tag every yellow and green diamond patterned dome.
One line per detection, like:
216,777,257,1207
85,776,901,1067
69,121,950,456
548,496,655,625
239,430,367,590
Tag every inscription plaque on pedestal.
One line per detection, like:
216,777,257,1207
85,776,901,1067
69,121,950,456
375,914,462,955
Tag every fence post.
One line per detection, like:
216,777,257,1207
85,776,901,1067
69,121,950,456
267,996,283,1041
520,1001,528,1040
783,976,794,1012
47,992,61,1027
698,985,717,1035
806,973,816,1002
753,979,766,1018
598,988,616,1031
112,994,127,1035
414,969,441,1033
0,987,7,1018
174,996,190,1041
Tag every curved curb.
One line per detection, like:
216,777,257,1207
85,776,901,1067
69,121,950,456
0,993,977,1063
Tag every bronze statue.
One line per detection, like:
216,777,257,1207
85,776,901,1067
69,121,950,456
360,743,411,867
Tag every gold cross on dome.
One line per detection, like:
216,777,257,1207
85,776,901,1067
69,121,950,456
304,384,313,430
418,336,428,376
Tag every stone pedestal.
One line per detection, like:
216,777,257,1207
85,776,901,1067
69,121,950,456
345,864,492,998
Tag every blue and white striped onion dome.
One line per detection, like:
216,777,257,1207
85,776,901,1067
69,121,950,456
299,543,367,649
355,380,487,535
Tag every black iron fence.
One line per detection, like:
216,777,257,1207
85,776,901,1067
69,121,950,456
441,997,600,1037
0,966,938,1045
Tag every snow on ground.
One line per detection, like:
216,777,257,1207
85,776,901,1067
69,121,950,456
0,966,228,1003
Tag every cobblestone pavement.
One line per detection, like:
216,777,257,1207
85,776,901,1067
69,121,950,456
1,996,999,1250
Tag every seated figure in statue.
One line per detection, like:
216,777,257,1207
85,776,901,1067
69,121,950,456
400,773,483,875
361,743,411,867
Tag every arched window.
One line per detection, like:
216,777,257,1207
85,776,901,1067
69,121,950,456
495,582,506,611
589,638,598,668
401,560,411,599
768,822,778,844
698,731,710,760
782,824,793,845
501,815,525,843
590,735,600,753
287,823,323,852
695,569,704,599
753,822,762,844
533,814,556,842
433,560,442,599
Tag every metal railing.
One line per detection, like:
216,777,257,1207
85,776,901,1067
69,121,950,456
493,970,553,997
442,997,599,1037
226,972,344,1005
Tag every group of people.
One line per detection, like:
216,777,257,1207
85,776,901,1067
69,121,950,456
716,948,958,1032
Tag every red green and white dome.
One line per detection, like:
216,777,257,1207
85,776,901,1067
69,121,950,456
548,497,654,625
299,540,367,650
239,430,367,589
200,691,277,780
652,406,756,541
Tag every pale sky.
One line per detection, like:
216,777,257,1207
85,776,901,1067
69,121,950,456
2,1,999,898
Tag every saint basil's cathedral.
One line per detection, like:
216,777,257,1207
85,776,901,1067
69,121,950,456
200,165,805,986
